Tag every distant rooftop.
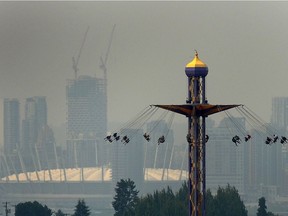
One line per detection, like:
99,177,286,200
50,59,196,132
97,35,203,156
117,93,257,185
1,167,188,183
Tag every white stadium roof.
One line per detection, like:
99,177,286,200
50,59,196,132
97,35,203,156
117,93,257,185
1,167,188,182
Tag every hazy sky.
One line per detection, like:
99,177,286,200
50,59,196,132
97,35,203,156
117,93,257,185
0,1,288,131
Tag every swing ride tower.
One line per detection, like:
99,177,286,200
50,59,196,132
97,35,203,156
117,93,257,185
155,51,239,216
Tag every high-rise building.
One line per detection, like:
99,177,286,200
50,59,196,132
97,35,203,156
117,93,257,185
271,97,288,131
22,96,47,149
242,97,288,200
22,96,56,171
145,120,174,169
111,128,144,189
66,75,107,167
206,117,245,194
3,98,21,176
243,128,267,200
269,97,287,196
3,98,20,154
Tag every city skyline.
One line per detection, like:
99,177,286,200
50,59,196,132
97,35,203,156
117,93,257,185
1,101,287,207
0,2,287,131
1,2,288,214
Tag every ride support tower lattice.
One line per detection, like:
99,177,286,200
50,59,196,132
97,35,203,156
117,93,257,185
154,51,239,216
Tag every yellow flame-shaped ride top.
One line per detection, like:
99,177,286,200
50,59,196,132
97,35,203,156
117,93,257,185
186,51,207,68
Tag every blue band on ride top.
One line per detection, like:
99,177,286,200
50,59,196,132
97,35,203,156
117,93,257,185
185,67,208,77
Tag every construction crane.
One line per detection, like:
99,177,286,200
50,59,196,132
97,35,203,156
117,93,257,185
99,24,116,125
99,24,116,80
72,26,90,79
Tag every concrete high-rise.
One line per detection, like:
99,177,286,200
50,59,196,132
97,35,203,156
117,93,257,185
22,96,47,149
243,97,288,201
269,97,287,197
206,117,245,194
3,98,20,154
111,128,144,189
66,75,107,167
145,120,174,169
22,96,56,171
271,97,288,131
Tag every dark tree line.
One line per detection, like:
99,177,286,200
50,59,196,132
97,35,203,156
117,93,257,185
134,185,188,216
14,199,90,216
12,179,277,216
15,201,52,216
113,180,249,216
206,184,247,216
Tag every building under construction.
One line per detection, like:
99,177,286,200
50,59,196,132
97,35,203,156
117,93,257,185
66,75,107,167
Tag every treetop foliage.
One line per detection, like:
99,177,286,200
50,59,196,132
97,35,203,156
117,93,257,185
72,199,91,216
207,184,247,216
256,197,276,216
135,184,188,216
55,209,65,216
112,178,139,216
15,201,52,216
133,182,248,216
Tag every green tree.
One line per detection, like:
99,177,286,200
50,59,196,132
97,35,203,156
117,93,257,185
72,199,90,216
134,182,247,216
112,178,139,216
175,181,188,205
55,209,65,216
213,184,247,216
257,197,268,216
174,182,189,216
15,201,52,216
153,187,176,216
135,184,187,216
257,197,277,216
123,181,248,216
206,189,216,216
174,182,247,216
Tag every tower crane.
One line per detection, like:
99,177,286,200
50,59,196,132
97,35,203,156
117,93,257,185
72,26,90,79
99,24,116,80
99,24,116,125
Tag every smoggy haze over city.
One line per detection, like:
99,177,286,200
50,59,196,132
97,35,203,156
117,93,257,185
0,1,287,137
